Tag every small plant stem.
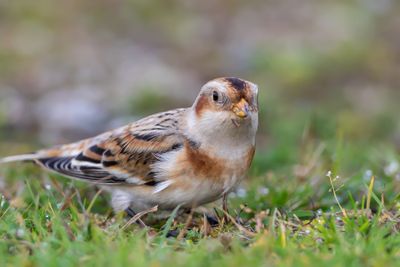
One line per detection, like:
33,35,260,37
328,172,348,218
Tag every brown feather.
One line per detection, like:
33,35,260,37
183,140,225,179
194,94,211,117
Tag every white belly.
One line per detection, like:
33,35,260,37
106,171,244,212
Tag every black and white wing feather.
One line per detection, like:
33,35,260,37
10,109,187,185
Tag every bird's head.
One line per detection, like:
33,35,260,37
188,77,259,147
193,77,259,125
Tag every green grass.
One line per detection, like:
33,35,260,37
0,162,399,267
1,95,400,267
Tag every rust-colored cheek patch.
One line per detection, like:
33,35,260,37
195,95,210,117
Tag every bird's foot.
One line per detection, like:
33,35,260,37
205,214,220,227
222,194,229,223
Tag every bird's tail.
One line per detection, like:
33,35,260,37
0,154,39,164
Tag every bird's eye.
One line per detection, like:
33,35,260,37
212,91,219,102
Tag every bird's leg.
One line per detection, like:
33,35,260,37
125,207,136,217
125,207,147,228
205,214,220,227
222,193,229,223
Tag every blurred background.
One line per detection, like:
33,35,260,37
1,0,400,209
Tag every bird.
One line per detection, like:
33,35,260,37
0,77,259,218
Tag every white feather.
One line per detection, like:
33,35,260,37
153,180,174,194
186,108,257,159
71,158,102,168
0,154,38,164
126,177,145,184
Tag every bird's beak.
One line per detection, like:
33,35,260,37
232,98,249,119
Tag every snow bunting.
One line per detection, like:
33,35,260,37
0,77,258,215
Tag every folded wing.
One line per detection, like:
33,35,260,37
36,109,187,185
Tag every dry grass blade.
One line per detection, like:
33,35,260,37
201,214,212,237
121,205,158,230
218,207,256,237
60,191,77,211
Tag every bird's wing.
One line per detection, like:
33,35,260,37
35,108,187,185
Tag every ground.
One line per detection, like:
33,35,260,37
1,101,399,266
